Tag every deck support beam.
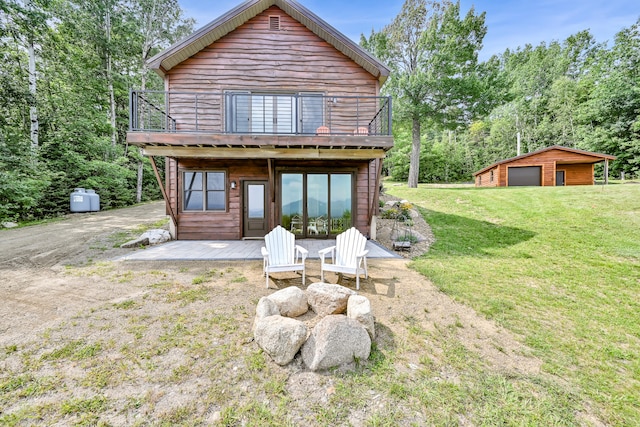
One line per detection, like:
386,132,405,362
142,146,387,160
149,156,178,227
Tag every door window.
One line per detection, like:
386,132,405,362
307,174,328,235
247,184,265,218
299,94,324,134
330,174,352,234
281,173,304,234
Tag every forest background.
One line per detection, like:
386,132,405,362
1,0,639,222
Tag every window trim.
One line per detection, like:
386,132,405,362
181,169,228,212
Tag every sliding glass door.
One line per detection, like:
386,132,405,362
281,173,304,234
280,172,352,237
225,92,324,134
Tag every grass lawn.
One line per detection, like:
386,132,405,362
387,182,640,425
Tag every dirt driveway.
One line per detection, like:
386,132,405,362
0,202,168,345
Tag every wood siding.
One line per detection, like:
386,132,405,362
176,159,266,240
166,157,178,215
171,158,376,240
166,6,379,135
475,166,499,187
559,163,594,185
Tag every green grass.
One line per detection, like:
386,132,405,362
41,339,102,361
387,182,640,425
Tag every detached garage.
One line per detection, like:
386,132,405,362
474,145,616,187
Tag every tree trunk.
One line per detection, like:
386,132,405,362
408,115,421,188
28,40,38,156
136,54,149,204
136,157,144,203
106,9,117,149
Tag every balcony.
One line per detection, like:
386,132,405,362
129,91,392,137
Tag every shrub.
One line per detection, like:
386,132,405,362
380,201,413,222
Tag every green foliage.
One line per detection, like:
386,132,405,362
364,0,486,187
380,18,639,184
0,168,51,222
380,200,413,220
0,0,193,221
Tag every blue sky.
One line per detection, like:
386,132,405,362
178,0,639,60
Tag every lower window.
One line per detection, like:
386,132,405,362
183,171,226,211
280,172,352,236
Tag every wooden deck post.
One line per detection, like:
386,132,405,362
149,156,178,226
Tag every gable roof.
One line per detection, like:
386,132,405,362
473,145,617,176
147,0,390,84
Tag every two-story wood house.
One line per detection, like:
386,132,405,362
127,0,392,240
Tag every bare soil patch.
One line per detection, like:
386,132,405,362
0,201,545,424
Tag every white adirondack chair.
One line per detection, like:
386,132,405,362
262,225,308,288
318,227,369,290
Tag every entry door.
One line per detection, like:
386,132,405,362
243,181,269,238
556,170,566,186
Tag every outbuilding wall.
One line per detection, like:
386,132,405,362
559,163,594,185
475,166,499,187
474,148,607,187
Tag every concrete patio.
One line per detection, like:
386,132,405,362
118,239,400,261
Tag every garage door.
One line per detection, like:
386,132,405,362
508,166,541,186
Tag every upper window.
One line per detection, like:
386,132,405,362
225,92,324,134
183,171,226,211
490,170,494,182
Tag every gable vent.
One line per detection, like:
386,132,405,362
269,15,280,31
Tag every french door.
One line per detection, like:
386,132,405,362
225,92,324,134
280,172,352,237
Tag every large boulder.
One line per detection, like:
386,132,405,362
301,315,371,371
267,286,308,317
306,282,356,317
253,297,280,333
140,229,171,245
347,295,375,340
120,229,170,248
255,296,280,319
254,315,308,366
120,236,150,248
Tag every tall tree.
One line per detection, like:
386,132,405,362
1,0,50,158
364,0,486,187
578,19,640,176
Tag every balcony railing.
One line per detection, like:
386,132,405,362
129,90,392,136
